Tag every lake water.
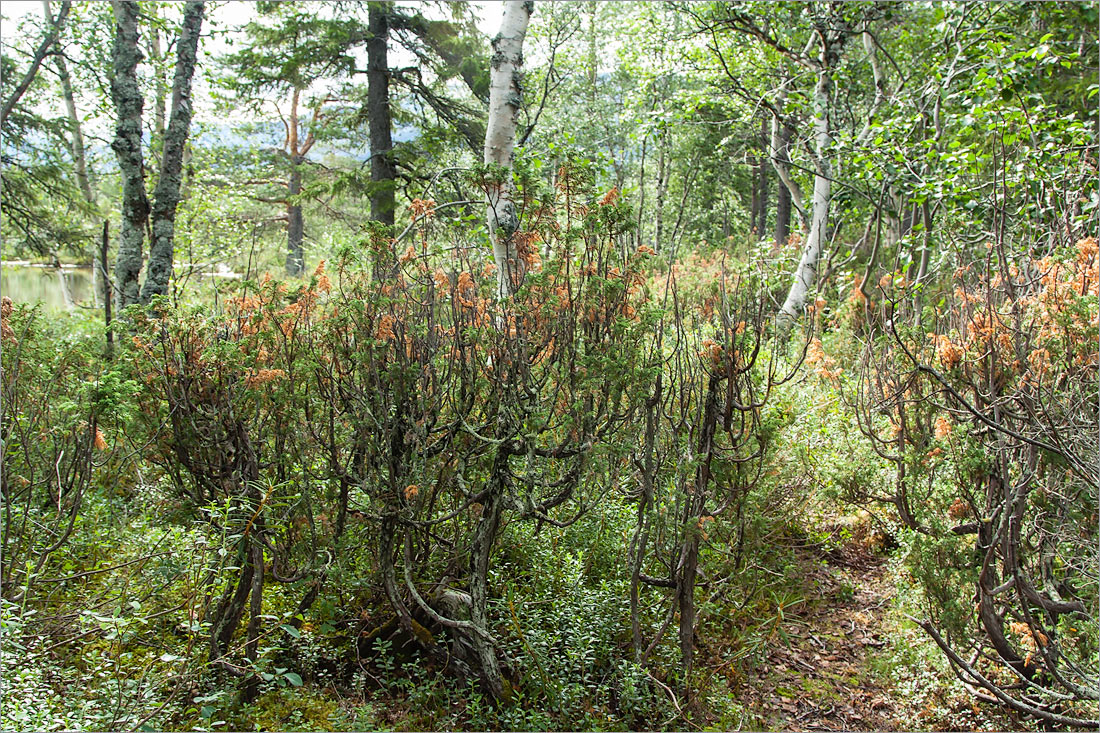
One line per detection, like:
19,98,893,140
1,265,97,311
1,263,246,312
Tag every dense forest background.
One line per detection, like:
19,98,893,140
1,1,1097,731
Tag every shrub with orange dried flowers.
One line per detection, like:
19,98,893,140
857,236,1098,723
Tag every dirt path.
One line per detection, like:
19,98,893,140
736,549,902,731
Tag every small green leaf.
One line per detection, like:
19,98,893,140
283,672,303,687
280,623,301,638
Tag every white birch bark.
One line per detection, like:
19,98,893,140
778,52,833,325
483,0,532,298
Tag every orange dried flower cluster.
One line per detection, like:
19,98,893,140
1077,236,1098,265
409,198,436,220
699,338,724,368
314,260,331,293
0,296,14,343
806,338,841,384
376,313,396,340
455,271,477,308
245,369,286,388
697,515,715,540
513,230,542,269
934,415,952,440
1008,620,1049,669
93,426,108,451
929,334,963,370
947,497,970,520
806,296,827,316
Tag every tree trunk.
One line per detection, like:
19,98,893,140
140,0,204,304
586,0,597,101
774,139,791,246
768,85,807,231
756,116,769,239
109,0,149,308
148,9,167,157
653,127,668,252
46,3,94,206
778,54,833,327
45,0,104,303
468,452,508,700
101,221,112,350
484,0,533,298
285,155,305,276
368,4,395,231
749,149,760,239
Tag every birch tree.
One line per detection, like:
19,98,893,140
110,0,205,307
484,0,533,298
0,1,70,127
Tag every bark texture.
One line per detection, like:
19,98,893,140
368,4,396,231
484,0,533,298
110,0,150,308
286,154,305,276
140,0,205,303
774,132,792,247
778,38,836,326
755,116,770,238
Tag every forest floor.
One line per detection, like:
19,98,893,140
734,545,901,731
730,537,1026,733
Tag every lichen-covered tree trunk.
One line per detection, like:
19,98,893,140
778,56,833,327
109,0,150,309
484,0,533,298
368,4,396,233
285,155,305,276
140,0,204,304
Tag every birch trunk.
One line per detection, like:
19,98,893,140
44,0,103,303
110,0,149,308
140,0,205,303
286,154,305,276
778,56,833,327
484,0,533,298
